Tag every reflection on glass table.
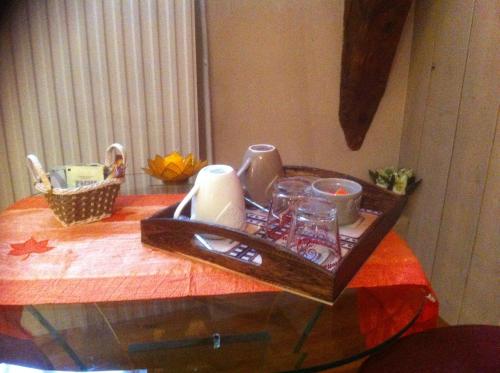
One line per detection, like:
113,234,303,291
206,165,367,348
1,287,424,372
120,173,193,196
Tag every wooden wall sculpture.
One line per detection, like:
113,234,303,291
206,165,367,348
339,0,412,150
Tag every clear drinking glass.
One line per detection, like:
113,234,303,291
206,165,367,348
286,197,342,271
265,178,312,242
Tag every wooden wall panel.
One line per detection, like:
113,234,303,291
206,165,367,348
459,113,500,324
398,0,436,172
0,0,200,210
400,0,500,324
432,0,500,323
401,0,475,275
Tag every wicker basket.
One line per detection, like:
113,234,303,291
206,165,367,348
27,143,126,226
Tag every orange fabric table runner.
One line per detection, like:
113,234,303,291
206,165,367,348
0,194,438,344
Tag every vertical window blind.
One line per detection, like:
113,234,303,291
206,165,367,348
0,0,200,210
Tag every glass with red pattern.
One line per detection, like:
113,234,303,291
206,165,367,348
286,196,341,271
265,178,312,242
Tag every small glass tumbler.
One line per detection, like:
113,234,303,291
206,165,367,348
286,197,342,271
265,178,311,242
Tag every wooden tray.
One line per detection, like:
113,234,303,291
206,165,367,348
141,166,407,305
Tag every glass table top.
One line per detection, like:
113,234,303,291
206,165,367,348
0,174,425,372
1,288,424,372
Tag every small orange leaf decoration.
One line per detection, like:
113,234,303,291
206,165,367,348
144,152,208,182
9,237,55,260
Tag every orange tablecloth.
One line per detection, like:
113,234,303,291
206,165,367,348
0,194,438,345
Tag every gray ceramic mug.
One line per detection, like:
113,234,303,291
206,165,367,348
237,144,284,206
311,178,363,226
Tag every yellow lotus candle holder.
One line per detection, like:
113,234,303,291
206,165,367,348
144,152,208,183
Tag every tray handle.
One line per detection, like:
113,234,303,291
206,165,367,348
142,217,335,304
